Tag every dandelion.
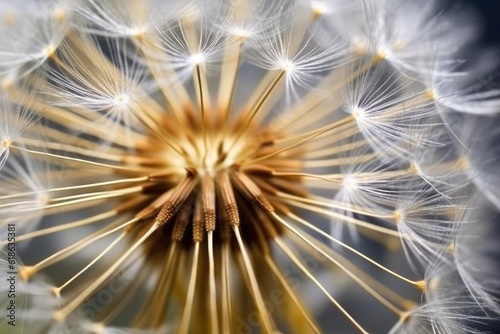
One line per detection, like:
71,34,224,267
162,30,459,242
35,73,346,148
0,0,499,333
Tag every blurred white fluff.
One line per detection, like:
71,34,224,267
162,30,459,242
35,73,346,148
0,0,72,82
0,92,41,170
0,150,52,237
73,0,185,38
453,201,500,316
441,111,500,210
0,255,61,334
390,261,497,334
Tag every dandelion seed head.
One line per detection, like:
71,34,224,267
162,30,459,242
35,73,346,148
1,0,499,333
